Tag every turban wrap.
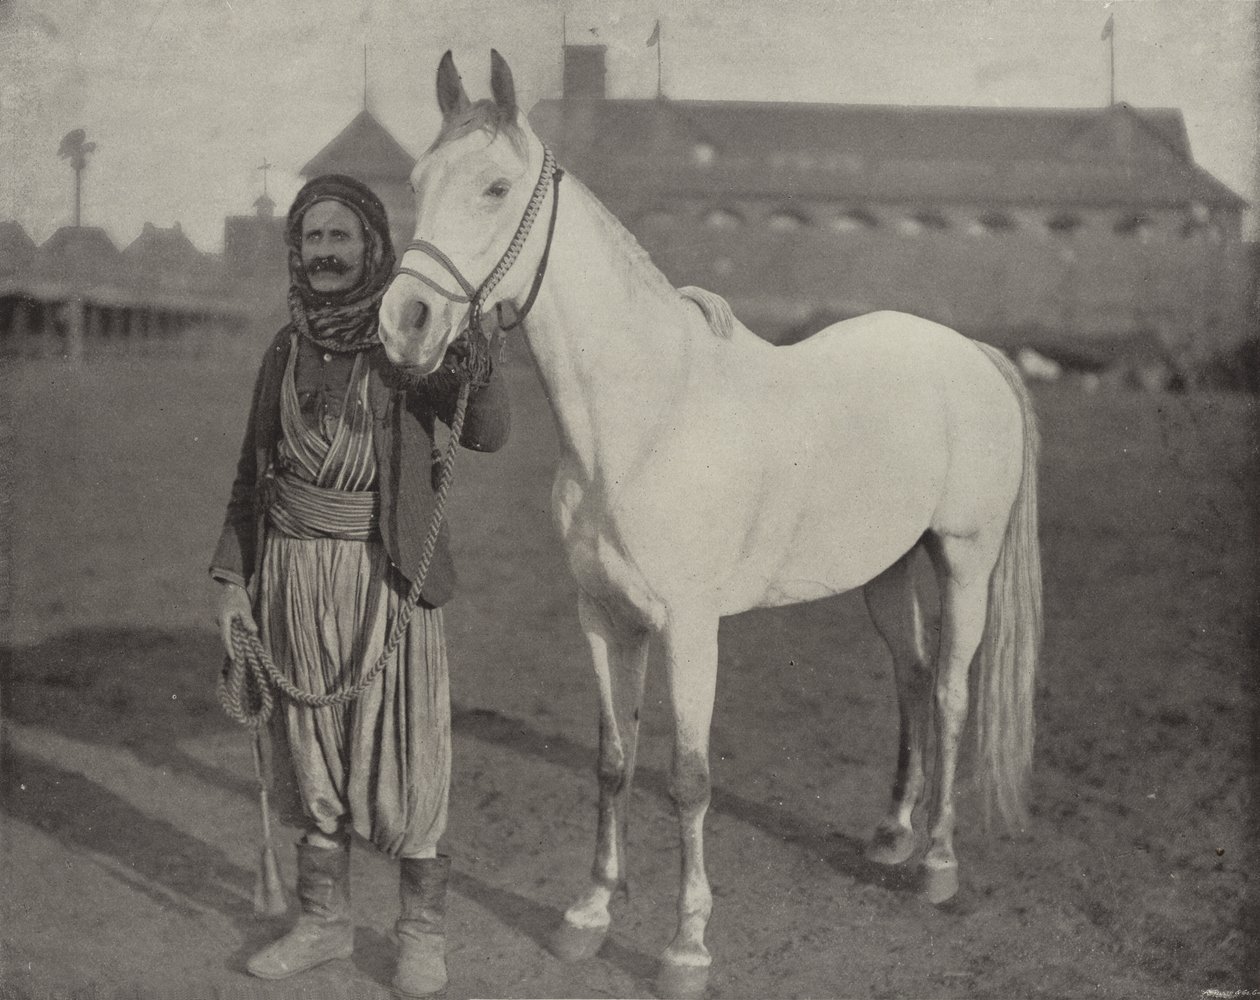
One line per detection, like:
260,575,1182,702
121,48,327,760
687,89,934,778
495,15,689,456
285,174,397,353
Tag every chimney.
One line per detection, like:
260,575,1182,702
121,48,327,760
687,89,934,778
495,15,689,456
563,44,606,99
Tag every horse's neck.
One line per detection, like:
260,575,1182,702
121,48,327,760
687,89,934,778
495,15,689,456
524,180,693,485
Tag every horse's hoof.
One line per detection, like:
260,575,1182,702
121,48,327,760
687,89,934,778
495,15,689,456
549,919,608,962
655,960,709,1000
920,862,959,904
865,824,915,866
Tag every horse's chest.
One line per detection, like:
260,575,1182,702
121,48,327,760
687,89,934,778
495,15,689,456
553,474,668,631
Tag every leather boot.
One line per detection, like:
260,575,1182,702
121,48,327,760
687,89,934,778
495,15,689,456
247,839,354,979
393,855,450,997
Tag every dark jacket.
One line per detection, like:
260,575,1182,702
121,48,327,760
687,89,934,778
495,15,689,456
210,325,510,607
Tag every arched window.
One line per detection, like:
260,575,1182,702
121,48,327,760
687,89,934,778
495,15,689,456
767,208,810,232
911,209,949,232
703,207,744,230
830,208,878,232
977,210,1015,233
897,211,947,237
691,143,716,168
896,215,924,237
1047,213,1082,236
1114,213,1155,242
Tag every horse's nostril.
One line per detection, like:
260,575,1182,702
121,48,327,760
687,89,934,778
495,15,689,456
408,299,430,333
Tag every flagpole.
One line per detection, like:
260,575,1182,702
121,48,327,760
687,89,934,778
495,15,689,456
1102,14,1115,105
647,19,661,99
1108,26,1114,105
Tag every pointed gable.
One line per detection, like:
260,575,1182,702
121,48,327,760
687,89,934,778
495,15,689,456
123,222,203,267
0,220,38,275
300,108,416,182
123,222,215,292
36,226,124,284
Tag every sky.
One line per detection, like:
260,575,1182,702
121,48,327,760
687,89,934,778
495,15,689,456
1,0,1257,253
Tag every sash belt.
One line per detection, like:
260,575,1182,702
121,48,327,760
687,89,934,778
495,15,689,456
267,471,380,541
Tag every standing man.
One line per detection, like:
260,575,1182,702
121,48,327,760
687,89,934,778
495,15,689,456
211,173,509,997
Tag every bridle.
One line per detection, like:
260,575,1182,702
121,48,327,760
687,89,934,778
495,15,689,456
394,144,562,384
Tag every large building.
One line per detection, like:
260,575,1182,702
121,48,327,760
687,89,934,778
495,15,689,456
530,45,1250,371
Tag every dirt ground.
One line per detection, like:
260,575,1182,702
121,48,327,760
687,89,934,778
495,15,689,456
1,336,1256,999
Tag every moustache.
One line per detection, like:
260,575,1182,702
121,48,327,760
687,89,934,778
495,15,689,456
306,255,352,275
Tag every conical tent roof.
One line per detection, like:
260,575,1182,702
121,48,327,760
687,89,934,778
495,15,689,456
300,108,415,182
0,220,37,274
35,226,123,284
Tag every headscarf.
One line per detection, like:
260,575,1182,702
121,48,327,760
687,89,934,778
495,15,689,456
285,174,397,353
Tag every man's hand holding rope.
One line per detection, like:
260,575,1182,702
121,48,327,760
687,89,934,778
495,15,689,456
218,581,258,654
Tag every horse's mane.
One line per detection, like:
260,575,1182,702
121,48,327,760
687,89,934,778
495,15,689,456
567,173,733,339
678,286,735,339
428,100,527,156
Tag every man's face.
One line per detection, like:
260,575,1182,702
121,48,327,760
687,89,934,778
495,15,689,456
301,200,367,295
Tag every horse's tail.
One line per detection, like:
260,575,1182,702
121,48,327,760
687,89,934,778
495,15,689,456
972,343,1043,831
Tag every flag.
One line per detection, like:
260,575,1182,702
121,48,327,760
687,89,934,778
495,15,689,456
1101,13,1113,40
646,20,660,47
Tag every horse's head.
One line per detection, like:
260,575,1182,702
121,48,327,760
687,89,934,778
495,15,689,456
379,49,551,379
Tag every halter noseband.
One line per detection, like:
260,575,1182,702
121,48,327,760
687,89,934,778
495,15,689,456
395,145,562,382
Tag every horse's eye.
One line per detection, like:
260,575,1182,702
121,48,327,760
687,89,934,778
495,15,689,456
486,181,510,199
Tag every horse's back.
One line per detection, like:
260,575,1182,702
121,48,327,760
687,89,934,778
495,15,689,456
730,310,1024,600
617,309,1025,612
791,310,1027,540
790,310,973,368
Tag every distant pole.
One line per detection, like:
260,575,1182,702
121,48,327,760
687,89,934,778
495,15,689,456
646,19,662,99
258,158,272,196
1101,13,1115,105
363,44,369,110
58,129,96,228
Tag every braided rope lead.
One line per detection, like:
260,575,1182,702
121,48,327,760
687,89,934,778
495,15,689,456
218,380,471,727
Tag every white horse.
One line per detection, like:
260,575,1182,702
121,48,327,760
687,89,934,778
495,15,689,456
379,50,1042,999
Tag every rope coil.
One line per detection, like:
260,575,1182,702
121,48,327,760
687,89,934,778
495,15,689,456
218,380,471,729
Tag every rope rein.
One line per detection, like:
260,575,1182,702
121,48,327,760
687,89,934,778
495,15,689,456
217,382,470,729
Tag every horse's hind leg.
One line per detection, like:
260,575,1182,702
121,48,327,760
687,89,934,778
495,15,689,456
920,529,1002,903
551,592,649,962
863,547,932,866
657,610,719,1000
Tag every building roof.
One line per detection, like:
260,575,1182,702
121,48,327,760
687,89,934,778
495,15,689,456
123,222,204,267
300,108,416,181
34,226,125,284
123,222,217,292
529,99,1246,211
0,220,37,274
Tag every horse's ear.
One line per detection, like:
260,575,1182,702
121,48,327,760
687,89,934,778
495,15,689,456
489,49,517,117
436,50,471,118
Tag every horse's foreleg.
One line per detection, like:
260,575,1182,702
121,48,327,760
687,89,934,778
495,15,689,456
863,549,931,866
551,591,648,962
657,613,718,1000
921,533,996,904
